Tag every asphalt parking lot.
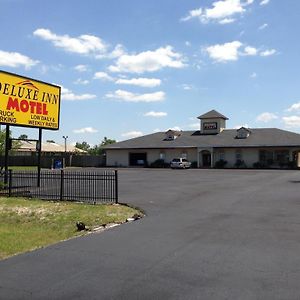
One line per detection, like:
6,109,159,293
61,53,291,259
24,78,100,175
1,168,300,299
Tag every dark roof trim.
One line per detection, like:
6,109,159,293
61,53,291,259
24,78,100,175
213,145,300,149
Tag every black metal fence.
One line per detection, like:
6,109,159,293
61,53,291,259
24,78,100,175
0,169,118,204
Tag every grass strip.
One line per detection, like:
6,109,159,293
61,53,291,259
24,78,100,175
0,197,140,260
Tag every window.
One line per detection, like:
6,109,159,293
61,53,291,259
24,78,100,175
159,152,165,160
236,150,242,160
259,150,273,162
236,127,251,139
275,150,289,163
219,151,225,161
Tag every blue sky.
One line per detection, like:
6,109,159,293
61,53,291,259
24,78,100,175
1,0,300,146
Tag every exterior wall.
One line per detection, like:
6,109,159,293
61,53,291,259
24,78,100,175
213,147,300,168
213,148,259,168
106,148,197,167
106,149,130,167
161,148,197,163
107,147,300,168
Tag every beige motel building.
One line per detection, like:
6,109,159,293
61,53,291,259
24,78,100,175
104,110,300,169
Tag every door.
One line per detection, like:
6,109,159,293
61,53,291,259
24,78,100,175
202,153,211,167
129,153,147,166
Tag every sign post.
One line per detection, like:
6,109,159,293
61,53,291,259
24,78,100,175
37,128,42,187
4,125,10,184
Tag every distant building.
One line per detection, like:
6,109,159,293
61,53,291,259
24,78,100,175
14,141,87,156
104,110,300,168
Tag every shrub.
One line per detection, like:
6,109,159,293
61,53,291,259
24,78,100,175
253,162,264,168
214,159,227,168
279,161,288,168
149,159,169,168
235,159,246,168
287,160,297,169
191,161,198,168
0,181,5,190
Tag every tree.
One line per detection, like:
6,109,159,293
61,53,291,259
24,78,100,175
0,129,6,155
88,137,116,155
75,141,91,152
100,137,116,147
18,134,28,140
0,128,21,156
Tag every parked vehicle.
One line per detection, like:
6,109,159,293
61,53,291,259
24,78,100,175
170,158,191,169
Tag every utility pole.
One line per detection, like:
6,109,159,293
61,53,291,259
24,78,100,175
62,135,68,168
62,136,68,153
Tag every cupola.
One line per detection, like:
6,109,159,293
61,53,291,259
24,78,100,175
197,110,228,134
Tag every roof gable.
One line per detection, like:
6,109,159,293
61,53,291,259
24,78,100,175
197,110,228,120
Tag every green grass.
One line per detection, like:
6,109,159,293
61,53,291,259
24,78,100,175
9,166,38,171
0,197,141,260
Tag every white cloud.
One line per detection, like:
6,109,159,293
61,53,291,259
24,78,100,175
168,126,181,131
250,72,257,78
61,86,96,101
260,49,276,57
73,127,98,134
115,77,161,88
259,23,268,30
110,44,126,58
205,41,276,62
121,131,143,139
153,128,161,133
108,46,185,73
94,71,114,81
243,46,258,56
33,28,107,56
106,90,165,102
181,0,253,24
234,124,250,129
219,18,235,24
73,78,89,85
205,41,242,62
256,112,278,123
185,41,191,47
282,116,300,128
286,102,300,112
260,0,270,5
96,44,126,59
0,50,38,69
74,64,88,72
188,123,200,130
143,111,167,117
181,8,203,22
181,84,194,90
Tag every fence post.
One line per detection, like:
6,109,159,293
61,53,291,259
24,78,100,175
60,169,64,201
114,170,118,204
8,169,12,197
